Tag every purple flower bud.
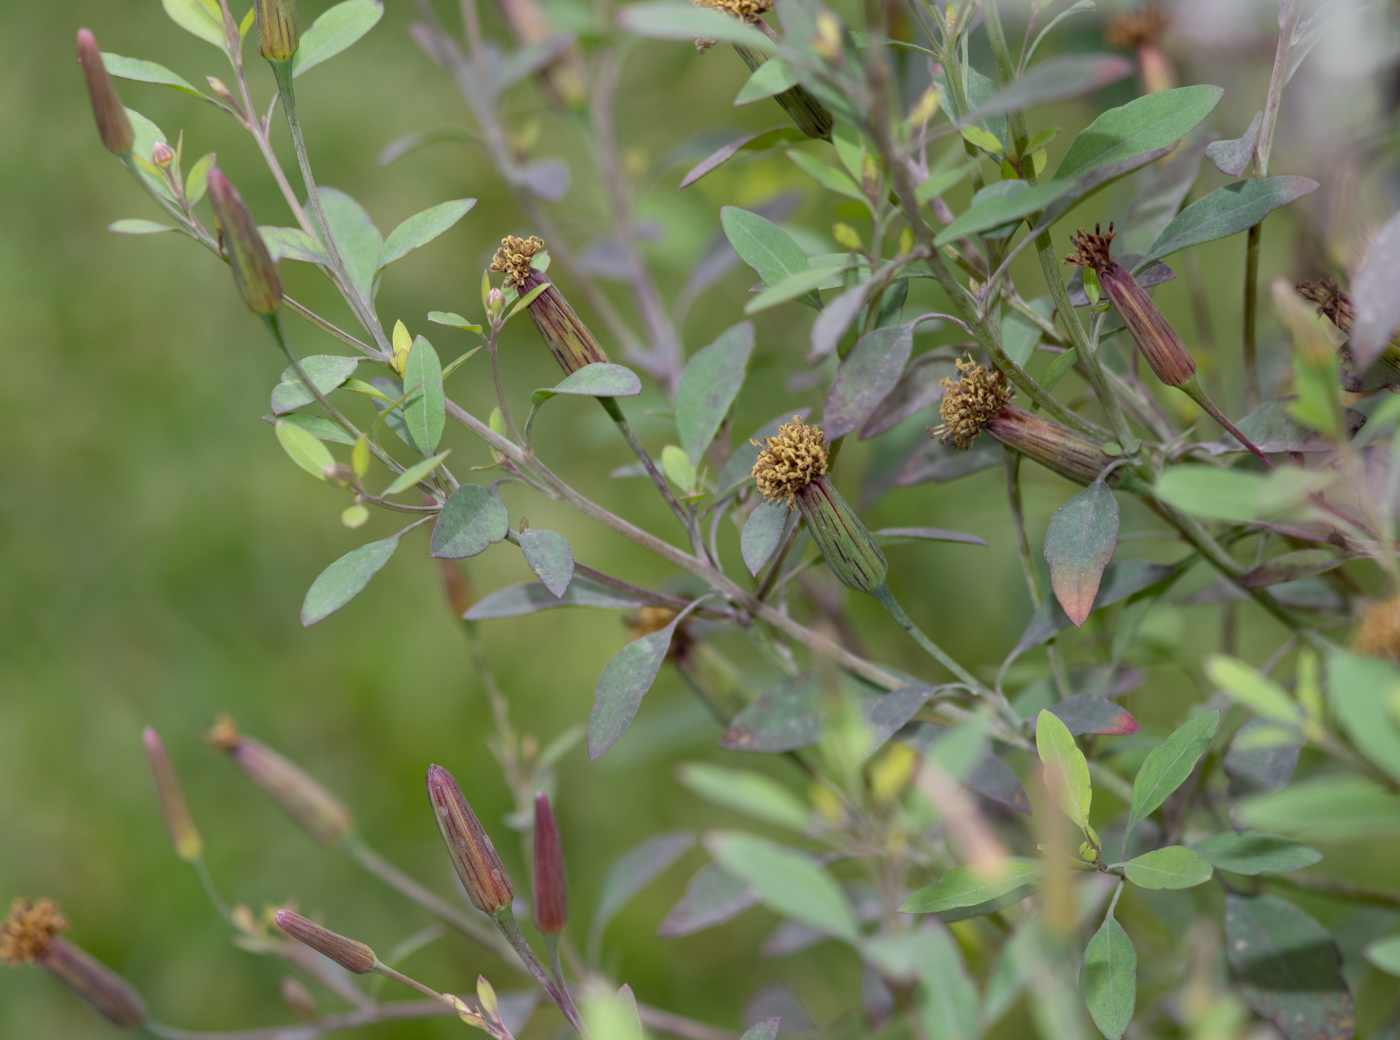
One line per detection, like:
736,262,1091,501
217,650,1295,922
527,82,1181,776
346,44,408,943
207,168,283,316
274,911,375,974
75,30,134,155
426,765,515,914
532,793,568,933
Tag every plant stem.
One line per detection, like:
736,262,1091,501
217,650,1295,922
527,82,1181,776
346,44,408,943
870,583,1008,711
492,908,588,1035
1003,450,1072,699
1243,222,1262,410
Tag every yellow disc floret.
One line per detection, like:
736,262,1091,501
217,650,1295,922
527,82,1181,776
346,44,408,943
932,357,1013,450
752,416,829,507
1,898,69,965
489,235,545,290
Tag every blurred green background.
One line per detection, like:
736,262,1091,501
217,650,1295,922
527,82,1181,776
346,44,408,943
3,0,1394,1036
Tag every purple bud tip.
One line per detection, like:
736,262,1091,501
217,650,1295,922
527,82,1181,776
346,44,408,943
75,29,134,155
532,793,568,934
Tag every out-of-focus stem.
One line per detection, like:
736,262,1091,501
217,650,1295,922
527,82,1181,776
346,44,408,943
492,908,587,1035
1243,222,1262,409
1004,450,1072,699
144,1001,452,1040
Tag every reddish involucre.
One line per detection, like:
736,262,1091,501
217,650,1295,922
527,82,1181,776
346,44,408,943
426,765,515,914
75,29,134,154
274,911,375,974
532,793,568,933
42,939,147,1028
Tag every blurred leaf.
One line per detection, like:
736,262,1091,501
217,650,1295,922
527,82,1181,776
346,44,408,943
589,614,683,759
274,420,334,480
913,926,980,1040
519,529,573,599
491,35,575,91
739,1020,781,1040
591,831,694,951
873,526,985,547
680,127,804,189
706,831,859,942
464,578,643,619
1326,650,1400,784
292,0,385,77
1047,694,1138,736
658,863,758,939
378,199,475,270
661,445,697,492
272,413,356,446
109,219,177,235
720,672,820,752
1202,396,1364,455
162,0,226,49
1205,656,1300,725
823,324,914,439
431,484,508,559
382,450,450,496
721,207,820,308
1194,831,1321,875
742,498,791,576
736,57,800,104
531,363,641,404
185,152,216,205
403,336,445,454
915,157,982,203
860,353,956,439
1365,936,1400,976
1128,711,1218,834
1054,85,1223,181
1117,135,1213,254
301,534,400,626
964,54,1131,121
1238,776,1400,841
1121,846,1212,889
965,754,1032,814
1242,549,1350,589
125,109,175,203
677,763,810,830
1080,912,1136,1040
863,686,936,756
260,226,329,265
1349,210,1400,368
1206,111,1262,177
1044,481,1119,627
101,53,205,99
1036,709,1092,832
1225,894,1353,1040
616,2,775,50
1002,297,1054,366
900,859,1042,914
1140,177,1319,267
786,150,864,201
313,188,381,301
582,984,644,1040
676,322,754,462
809,281,871,361
1226,718,1303,799
1154,464,1330,523
898,437,1003,487
746,265,847,314
935,180,1072,246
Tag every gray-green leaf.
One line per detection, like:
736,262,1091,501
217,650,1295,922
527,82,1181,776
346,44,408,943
378,199,476,270
589,614,683,759
403,336,445,454
1127,710,1219,834
720,207,820,309
1080,913,1136,1040
1140,177,1319,267
430,484,508,559
823,324,915,439
519,529,573,599
676,322,753,463
532,363,642,404
301,534,400,626
1194,831,1321,876
899,859,1042,914
615,1,773,51
741,498,791,576
1054,85,1223,181
1044,480,1119,628
706,831,859,943
292,0,385,77
1121,846,1212,890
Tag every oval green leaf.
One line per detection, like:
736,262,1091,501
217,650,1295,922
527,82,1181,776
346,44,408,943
1121,846,1213,890
274,419,334,480
292,0,385,77
301,534,400,626
899,858,1042,914
706,831,859,943
589,614,684,759
676,763,810,831
676,322,753,463
1080,912,1136,1040
403,336,445,454
1036,709,1092,832
1128,710,1220,833
531,363,642,404
430,484,508,559
1140,176,1319,267
379,199,476,270
519,528,574,599
1193,831,1322,876
1054,85,1223,181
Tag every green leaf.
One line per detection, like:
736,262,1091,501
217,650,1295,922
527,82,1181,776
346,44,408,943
706,831,860,942
378,199,476,270
1036,709,1092,832
823,324,914,439
1224,894,1353,1040
934,180,1073,246
720,207,820,309
1194,831,1322,876
1153,464,1330,523
911,927,980,1040
1238,776,1400,841
1204,656,1300,724
680,126,807,189
1140,177,1319,267
519,529,573,599
428,311,482,332
676,763,811,831
292,0,385,77
125,109,175,203
735,57,800,104
1326,650,1400,784
275,413,356,446
464,578,643,619
739,1020,780,1040
260,226,329,265
1121,846,1212,889
185,152,216,206
531,363,642,404
1043,480,1119,628
109,219,177,235
270,355,359,414
744,264,844,314
301,534,400,625
741,497,791,576
274,420,334,480
1054,85,1224,181
589,613,685,759
1128,711,1220,834
676,322,753,463
615,1,774,51
660,445,697,493
1080,912,1136,1040
313,189,382,301
581,985,644,1040
162,0,227,49
382,450,450,497
591,831,695,944
101,53,205,98
430,484,508,559
658,863,758,938
402,336,445,454
899,858,1042,914
915,157,982,204
965,53,1132,121
1365,935,1400,977
786,150,865,201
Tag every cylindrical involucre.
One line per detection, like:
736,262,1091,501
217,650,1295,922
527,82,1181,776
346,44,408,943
532,793,568,933
274,911,375,974
426,765,515,914
75,29,134,154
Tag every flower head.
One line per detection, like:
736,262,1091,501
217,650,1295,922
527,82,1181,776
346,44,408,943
1354,596,1400,660
692,0,773,20
1106,6,1170,48
1,898,69,965
933,357,1013,450
490,235,546,290
1064,223,1116,272
752,417,829,507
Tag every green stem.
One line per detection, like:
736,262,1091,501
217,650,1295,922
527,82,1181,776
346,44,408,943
492,908,588,1036
598,396,694,539
1243,222,1262,410
1003,450,1072,699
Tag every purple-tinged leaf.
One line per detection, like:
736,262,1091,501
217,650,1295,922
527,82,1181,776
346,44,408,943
721,673,820,752
897,438,1002,486
589,614,684,759
964,754,1030,814
861,353,958,439
742,498,791,576
1044,694,1138,737
591,831,695,945
431,484,508,559
809,281,871,361
873,527,987,548
680,127,803,189
677,322,754,463
1225,718,1303,803
465,578,643,619
962,53,1132,122
1350,210,1400,369
519,529,573,598
1044,480,1119,627
1014,561,1178,655
1202,396,1366,455
1140,176,1320,267
513,157,570,200
1241,548,1350,589
1206,111,1262,177
658,864,758,939
1117,133,1216,255
823,325,914,439
1224,894,1354,1040
863,686,936,755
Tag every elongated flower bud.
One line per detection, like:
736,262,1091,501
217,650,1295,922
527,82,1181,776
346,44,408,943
142,728,203,862
2,899,146,1028
207,717,354,846
532,793,568,933
274,911,376,974
75,30,134,154
426,765,515,914
490,236,608,375
207,167,283,315
752,418,888,593
494,0,587,108
1065,224,1195,387
255,0,300,62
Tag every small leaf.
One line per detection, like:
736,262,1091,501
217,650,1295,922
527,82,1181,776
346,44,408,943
735,57,800,104
402,336,445,454
658,864,758,939
109,219,177,235
382,450,450,496
274,420,334,480
1194,831,1322,876
934,180,1072,246
260,226,329,265
1204,656,1300,724
531,363,642,404
1205,111,1263,177
1044,481,1119,627
427,311,481,331
720,207,819,308
378,199,476,269
512,158,571,201
162,0,227,49
899,859,1042,914
739,1019,781,1040
274,413,356,446
1036,709,1092,833
1013,561,1177,655
1326,650,1400,784
101,52,204,98
706,831,860,943
519,529,574,599
1047,694,1139,737
1241,549,1350,589
431,484,509,559
271,355,360,415
1121,846,1212,889
292,0,385,77
872,526,986,547
464,578,642,619
589,614,684,759
1365,935,1400,977
1080,912,1136,1040
1054,85,1223,181
964,53,1132,121
786,150,864,201
185,152,216,205
1128,710,1220,833
823,324,915,439
676,323,753,463
615,1,774,51
1237,776,1400,842
676,763,810,831
591,831,695,944
1350,209,1400,369
680,127,804,189
1140,176,1319,266
720,673,820,752
301,535,400,625
742,498,791,576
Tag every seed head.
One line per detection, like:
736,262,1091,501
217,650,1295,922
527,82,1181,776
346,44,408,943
1354,597,1400,661
1064,223,1116,272
275,911,376,974
75,29,134,155
752,417,829,507
532,793,568,934
1,898,69,965
1105,6,1170,48
426,765,515,914
933,358,1013,450
489,235,546,291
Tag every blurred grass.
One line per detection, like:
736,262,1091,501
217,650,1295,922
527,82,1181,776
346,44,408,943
2,1,1392,1037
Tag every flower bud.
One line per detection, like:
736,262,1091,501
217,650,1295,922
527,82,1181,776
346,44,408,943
207,717,354,846
490,236,609,375
426,765,515,914
323,463,356,487
255,0,300,61
532,793,568,934
151,141,175,169
208,77,235,104
207,168,283,315
984,407,1117,487
75,30,134,155
281,975,320,1021
274,911,376,974
142,728,202,862
1065,224,1195,388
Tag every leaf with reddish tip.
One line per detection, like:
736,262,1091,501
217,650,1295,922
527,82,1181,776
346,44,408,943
1046,693,1138,736
1044,480,1119,627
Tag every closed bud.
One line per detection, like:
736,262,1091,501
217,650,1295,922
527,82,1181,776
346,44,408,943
151,141,175,169
281,975,320,1021
255,0,300,62
323,463,356,487
75,29,134,155
207,168,283,315
532,793,568,933
207,716,354,846
142,728,203,862
426,765,514,914
274,911,375,974
490,236,609,375
208,77,235,104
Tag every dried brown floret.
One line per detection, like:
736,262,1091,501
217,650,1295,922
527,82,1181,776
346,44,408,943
1,898,69,965
692,0,772,21
752,417,829,506
627,606,680,640
1105,6,1170,48
1296,277,1356,333
205,714,240,752
933,358,1014,450
489,235,546,290
1064,223,1116,272
1354,596,1400,660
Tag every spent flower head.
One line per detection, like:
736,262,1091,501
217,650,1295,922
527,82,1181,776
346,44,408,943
1106,5,1170,48
1,898,69,965
752,417,829,507
933,357,1013,450
490,235,546,290
1064,223,1116,272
